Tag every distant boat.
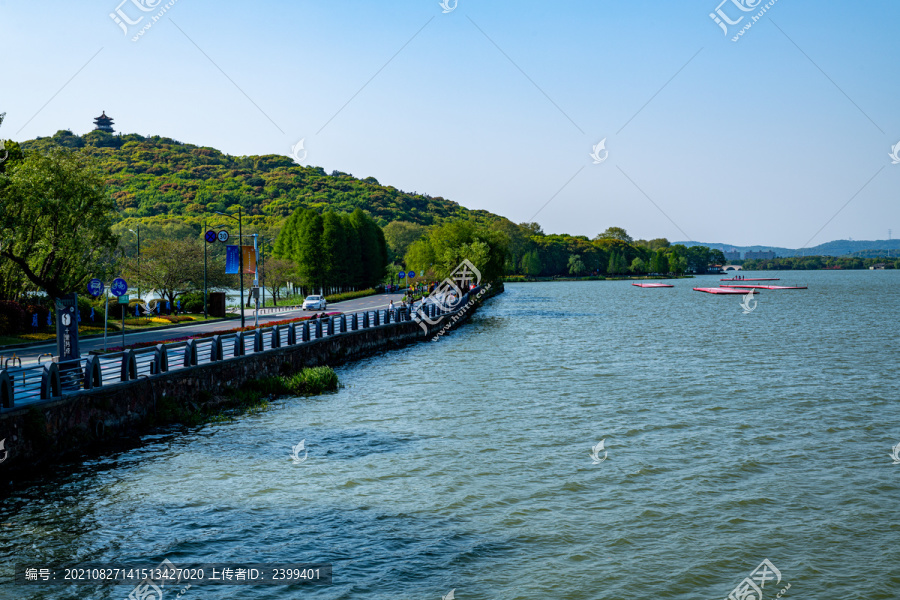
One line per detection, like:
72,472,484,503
632,283,674,288
720,277,779,281
693,287,760,295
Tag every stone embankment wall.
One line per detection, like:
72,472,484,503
0,284,502,477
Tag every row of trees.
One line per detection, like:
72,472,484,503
273,208,389,294
744,256,900,270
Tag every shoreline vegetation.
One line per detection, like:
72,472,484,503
165,366,341,427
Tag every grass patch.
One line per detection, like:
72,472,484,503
154,366,341,427
282,366,340,396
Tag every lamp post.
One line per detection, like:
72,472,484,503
128,227,140,302
214,208,244,328
202,220,208,319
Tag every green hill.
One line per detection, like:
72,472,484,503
21,129,500,230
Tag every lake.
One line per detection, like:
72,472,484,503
1,270,898,599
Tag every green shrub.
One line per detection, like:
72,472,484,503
282,366,340,396
325,289,377,303
180,291,205,314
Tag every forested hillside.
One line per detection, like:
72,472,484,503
21,129,499,231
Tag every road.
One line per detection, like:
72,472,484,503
3,292,409,367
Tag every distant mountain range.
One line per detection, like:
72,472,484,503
674,240,900,258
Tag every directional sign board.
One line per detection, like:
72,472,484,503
111,278,128,297
118,295,130,304
205,230,217,243
217,230,230,243
408,271,415,279
398,271,405,279
87,278,104,297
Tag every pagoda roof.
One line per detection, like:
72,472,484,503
93,111,114,121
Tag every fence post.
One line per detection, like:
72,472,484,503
40,363,62,400
351,313,358,331
84,355,102,390
315,319,323,338
121,349,138,381
328,316,336,335
154,344,168,373
210,336,222,362
184,340,198,367
271,326,281,349
362,312,369,328
302,322,310,342
0,369,13,409
340,315,347,333
253,329,263,352
374,310,380,326
287,324,297,346
233,332,245,357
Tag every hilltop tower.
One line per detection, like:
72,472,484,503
93,111,115,133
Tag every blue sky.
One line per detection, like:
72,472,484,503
2,0,898,247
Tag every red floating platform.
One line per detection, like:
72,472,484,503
693,287,760,295
720,278,779,281
632,283,675,288
721,284,807,290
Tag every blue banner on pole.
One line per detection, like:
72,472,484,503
225,245,241,274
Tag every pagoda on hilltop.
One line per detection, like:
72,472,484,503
93,111,115,133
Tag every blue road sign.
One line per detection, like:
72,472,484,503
205,230,217,243
87,278,104,297
111,277,128,296
408,271,415,279
398,271,405,279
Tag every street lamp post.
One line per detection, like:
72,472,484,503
128,227,140,302
214,208,244,328
203,219,208,320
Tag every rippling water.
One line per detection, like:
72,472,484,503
1,271,899,599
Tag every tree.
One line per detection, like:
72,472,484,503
630,257,646,274
595,227,633,243
568,254,586,276
0,148,118,298
123,238,229,305
608,252,619,275
404,220,508,284
521,251,542,276
650,249,668,274
383,221,427,262
262,257,296,306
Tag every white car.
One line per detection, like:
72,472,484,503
302,295,327,310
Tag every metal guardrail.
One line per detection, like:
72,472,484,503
0,288,482,411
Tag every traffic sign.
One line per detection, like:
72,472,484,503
398,271,405,279
407,271,415,279
204,230,217,243
217,230,230,243
118,295,130,304
111,278,128,296
87,278,104,297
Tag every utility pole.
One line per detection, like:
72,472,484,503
128,227,141,301
253,233,259,328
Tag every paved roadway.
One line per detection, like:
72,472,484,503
3,292,409,367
